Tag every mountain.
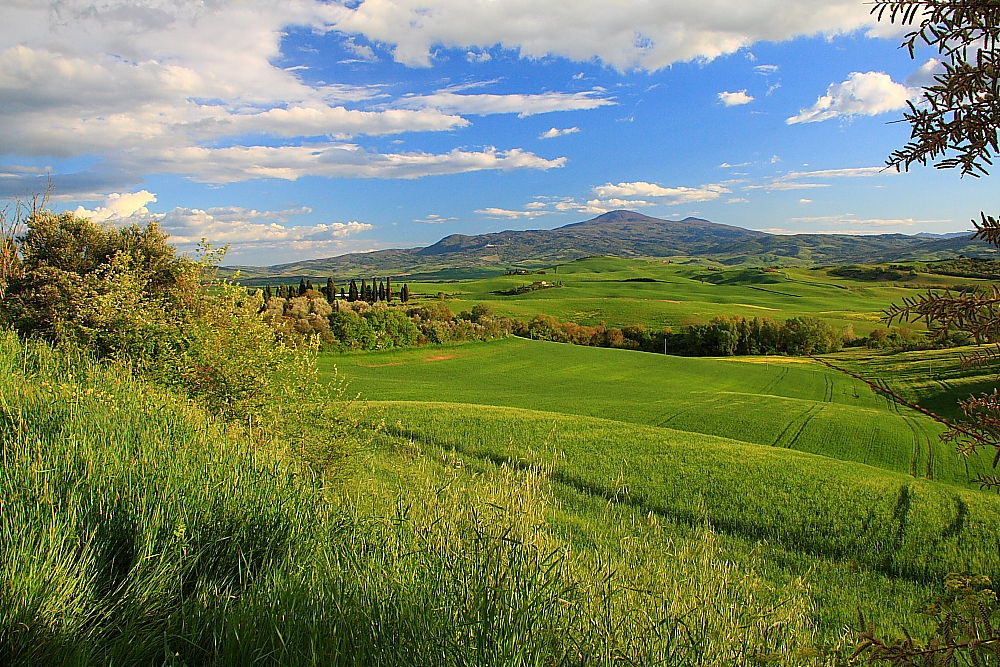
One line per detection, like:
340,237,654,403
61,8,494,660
914,231,976,239
222,210,996,281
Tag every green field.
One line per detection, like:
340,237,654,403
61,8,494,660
326,337,997,485
318,329,1000,650
399,256,988,335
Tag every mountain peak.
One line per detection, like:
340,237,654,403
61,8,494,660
557,210,716,229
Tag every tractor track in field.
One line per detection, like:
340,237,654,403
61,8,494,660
758,366,789,397
770,403,822,449
785,404,825,450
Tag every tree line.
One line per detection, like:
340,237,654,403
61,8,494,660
261,277,410,304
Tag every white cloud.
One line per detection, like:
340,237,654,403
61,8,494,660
475,207,550,219
164,210,376,263
65,193,375,262
754,64,779,74
0,2,573,189
123,144,566,183
788,213,951,228
398,90,613,117
342,37,379,62
73,190,157,222
466,50,492,63
539,127,580,139
746,182,831,191
332,0,879,71
415,214,458,223
592,181,730,204
727,197,749,204
786,71,914,124
718,90,754,106
904,58,945,88
799,198,812,203
749,165,895,191
783,166,888,179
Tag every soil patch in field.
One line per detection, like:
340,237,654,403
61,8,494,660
424,354,459,362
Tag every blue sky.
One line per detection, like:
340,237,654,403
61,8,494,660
2,1,997,264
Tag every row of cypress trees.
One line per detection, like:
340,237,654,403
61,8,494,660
260,277,410,304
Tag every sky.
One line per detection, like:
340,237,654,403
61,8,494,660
2,0,998,265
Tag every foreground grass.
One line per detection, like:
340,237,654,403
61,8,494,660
3,331,881,666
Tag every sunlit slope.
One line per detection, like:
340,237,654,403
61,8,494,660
373,401,1000,582
408,256,991,334
326,337,993,485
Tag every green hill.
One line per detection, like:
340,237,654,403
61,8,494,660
324,337,995,485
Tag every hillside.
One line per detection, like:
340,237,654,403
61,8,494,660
223,210,992,280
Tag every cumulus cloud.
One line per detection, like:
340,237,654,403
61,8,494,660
398,90,613,117
718,90,754,106
331,0,879,71
159,207,373,246
0,2,573,188
786,71,915,124
904,58,946,88
539,127,580,139
63,191,375,262
73,190,157,222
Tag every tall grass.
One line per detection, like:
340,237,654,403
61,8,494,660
1,331,846,665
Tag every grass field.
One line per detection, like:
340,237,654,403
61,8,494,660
398,256,991,335
319,334,1000,652
325,337,996,485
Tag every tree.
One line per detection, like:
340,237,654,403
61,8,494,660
401,283,410,303
386,276,393,302
877,0,1000,487
298,278,307,297
856,2,1000,664
1,209,194,355
348,279,359,302
378,280,386,302
326,277,335,301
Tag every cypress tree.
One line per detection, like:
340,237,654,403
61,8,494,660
306,279,314,292
378,281,385,302
361,279,368,303
370,278,378,303
340,287,347,300
385,276,392,301
264,284,272,301
298,278,307,296
348,279,359,302
326,277,336,301
401,283,410,303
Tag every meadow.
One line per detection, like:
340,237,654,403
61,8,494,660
314,264,1000,658
400,256,988,335
8,227,1000,664
326,337,998,486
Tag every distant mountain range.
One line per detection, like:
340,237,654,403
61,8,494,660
223,211,994,281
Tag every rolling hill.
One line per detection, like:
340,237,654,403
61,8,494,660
223,210,992,280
